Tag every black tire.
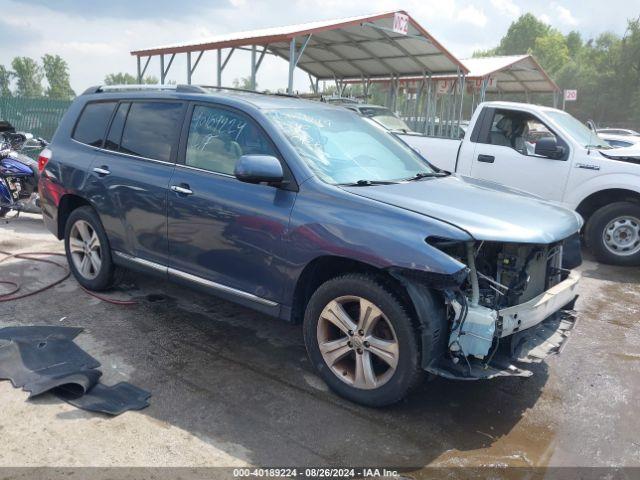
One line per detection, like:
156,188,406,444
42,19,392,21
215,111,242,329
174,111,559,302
64,206,118,291
585,202,640,266
0,207,9,218
303,274,423,407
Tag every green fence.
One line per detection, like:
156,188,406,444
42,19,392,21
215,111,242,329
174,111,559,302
0,96,73,142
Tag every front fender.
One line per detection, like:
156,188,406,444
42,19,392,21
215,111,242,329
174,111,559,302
565,172,640,210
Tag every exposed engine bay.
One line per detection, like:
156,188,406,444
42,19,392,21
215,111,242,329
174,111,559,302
428,235,581,377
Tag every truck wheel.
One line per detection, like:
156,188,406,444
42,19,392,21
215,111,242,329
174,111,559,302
586,202,640,266
303,274,423,407
64,206,118,291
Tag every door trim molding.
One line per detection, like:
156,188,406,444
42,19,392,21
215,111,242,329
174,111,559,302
113,251,278,307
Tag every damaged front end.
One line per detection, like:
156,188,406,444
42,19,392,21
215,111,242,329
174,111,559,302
401,234,582,380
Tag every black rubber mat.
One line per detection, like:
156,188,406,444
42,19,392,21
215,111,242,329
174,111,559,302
56,382,152,415
0,326,150,415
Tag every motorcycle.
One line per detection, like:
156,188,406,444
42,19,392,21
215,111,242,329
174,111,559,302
0,121,48,218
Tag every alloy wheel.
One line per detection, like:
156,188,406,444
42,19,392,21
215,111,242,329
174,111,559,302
69,219,102,280
317,295,399,390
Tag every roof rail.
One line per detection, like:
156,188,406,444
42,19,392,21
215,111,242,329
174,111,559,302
81,83,299,98
82,84,207,95
199,85,299,98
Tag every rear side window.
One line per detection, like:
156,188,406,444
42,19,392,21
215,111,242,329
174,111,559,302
119,102,183,162
72,102,116,147
104,102,130,151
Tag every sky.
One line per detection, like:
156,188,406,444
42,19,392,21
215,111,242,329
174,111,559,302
0,0,637,94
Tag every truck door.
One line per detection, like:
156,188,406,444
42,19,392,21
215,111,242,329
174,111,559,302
470,108,571,201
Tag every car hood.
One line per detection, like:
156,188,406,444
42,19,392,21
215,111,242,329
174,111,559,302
342,175,583,244
600,144,640,159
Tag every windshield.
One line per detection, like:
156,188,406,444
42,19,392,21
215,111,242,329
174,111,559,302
358,107,411,132
546,110,610,148
266,108,433,185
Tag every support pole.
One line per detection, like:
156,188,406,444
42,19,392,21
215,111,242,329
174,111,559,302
137,56,141,83
160,54,165,84
288,38,296,94
217,49,222,87
250,45,257,90
187,52,192,85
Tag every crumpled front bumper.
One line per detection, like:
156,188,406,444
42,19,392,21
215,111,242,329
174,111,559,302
428,308,578,380
499,271,581,337
427,273,580,380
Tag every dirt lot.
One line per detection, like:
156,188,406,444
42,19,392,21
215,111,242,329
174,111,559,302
1,213,639,474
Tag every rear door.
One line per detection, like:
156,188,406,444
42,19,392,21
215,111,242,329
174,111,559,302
470,108,571,201
86,100,186,266
167,103,297,306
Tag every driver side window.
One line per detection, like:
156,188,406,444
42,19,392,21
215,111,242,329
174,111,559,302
185,105,277,175
486,109,557,157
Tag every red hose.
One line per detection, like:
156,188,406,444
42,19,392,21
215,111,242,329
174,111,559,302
0,249,136,305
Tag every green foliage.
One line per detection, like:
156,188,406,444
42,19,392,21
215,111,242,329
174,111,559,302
104,72,159,85
232,76,257,90
0,65,12,97
42,54,75,99
533,31,569,75
497,13,551,55
11,57,44,98
478,13,640,127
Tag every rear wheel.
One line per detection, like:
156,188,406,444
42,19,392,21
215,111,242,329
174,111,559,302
303,274,423,407
586,202,640,266
64,206,118,290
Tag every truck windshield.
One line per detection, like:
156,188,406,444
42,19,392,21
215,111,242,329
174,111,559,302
266,108,433,185
546,110,610,149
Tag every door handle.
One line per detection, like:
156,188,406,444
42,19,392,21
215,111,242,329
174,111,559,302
92,166,111,176
170,184,193,195
477,154,495,163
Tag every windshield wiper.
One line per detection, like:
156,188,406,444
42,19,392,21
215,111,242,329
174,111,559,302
403,171,449,182
340,179,399,186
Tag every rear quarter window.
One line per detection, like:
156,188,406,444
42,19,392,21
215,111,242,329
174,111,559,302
72,101,116,147
119,102,184,162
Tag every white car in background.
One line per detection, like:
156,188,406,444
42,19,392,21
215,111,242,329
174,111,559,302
597,131,640,149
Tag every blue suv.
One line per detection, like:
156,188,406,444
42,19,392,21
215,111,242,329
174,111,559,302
39,85,583,406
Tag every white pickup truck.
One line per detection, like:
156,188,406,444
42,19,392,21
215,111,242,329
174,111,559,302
398,101,640,266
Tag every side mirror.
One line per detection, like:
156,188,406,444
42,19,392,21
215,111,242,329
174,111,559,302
535,137,565,159
234,154,284,185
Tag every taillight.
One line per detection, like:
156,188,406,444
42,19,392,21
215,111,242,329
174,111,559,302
38,147,52,172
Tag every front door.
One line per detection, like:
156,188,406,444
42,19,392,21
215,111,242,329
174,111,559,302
471,108,571,201
167,104,296,305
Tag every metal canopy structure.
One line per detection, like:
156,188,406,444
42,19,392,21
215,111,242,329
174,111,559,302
459,55,559,95
130,10,468,94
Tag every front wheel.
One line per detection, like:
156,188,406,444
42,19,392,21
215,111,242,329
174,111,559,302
303,274,423,407
585,202,640,266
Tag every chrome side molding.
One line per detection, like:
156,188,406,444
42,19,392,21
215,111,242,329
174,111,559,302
112,251,277,307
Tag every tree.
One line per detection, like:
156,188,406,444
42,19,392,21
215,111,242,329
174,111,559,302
533,31,570,75
42,54,75,99
11,57,43,97
0,66,12,97
495,13,551,55
566,31,583,57
232,76,256,90
104,72,158,85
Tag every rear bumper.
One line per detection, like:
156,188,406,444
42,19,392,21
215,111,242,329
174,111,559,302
499,271,581,337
